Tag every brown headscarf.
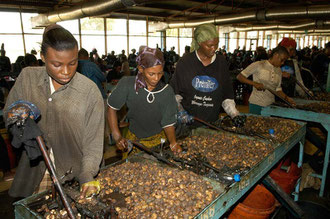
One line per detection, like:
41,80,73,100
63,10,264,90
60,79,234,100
134,46,164,93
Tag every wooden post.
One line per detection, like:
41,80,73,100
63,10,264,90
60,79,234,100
104,18,107,55
19,7,26,55
127,14,129,57
78,19,82,50
146,16,149,47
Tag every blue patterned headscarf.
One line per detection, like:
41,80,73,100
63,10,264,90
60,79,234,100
134,46,164,92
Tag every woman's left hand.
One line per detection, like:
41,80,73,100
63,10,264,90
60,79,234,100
287,97,296,106
170,143,182,154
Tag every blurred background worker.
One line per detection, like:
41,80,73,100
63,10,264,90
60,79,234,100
279,37,310,97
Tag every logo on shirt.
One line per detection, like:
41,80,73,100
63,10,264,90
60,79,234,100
192,76,218,93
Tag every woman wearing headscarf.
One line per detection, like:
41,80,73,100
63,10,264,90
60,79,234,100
107,46,182,156
170,24,245,127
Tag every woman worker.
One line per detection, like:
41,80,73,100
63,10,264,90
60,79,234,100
236,46,296,115
107,46,182,156
170,23,246,127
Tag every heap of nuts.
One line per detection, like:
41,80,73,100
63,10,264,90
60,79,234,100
97,161,219,219
177,133,273,171
243,116,301,142
297,102,330,114
307,92,330,101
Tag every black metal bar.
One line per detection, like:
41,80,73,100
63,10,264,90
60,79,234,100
131,141,182,168
262,176,304,218
36,136,76,219
266,87,296,109
292,76,315,99
193,117,223,131
302,67,326,93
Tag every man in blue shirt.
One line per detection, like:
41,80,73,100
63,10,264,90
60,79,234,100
77,48,107,99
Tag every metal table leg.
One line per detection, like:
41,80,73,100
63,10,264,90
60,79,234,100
293,141,304,201
319,124,330,197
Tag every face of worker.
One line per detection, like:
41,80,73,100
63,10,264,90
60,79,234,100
139,65,164,91
286,46,296,58
198,38,219,58
272,53,288,67
41,46,78,89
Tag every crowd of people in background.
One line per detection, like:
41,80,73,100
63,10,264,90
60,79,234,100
0,41,329,93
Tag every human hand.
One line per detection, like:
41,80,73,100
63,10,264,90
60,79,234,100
80,180,100,198
232,115,247,128
286,97,296,107
177,110,194,124
115,137,129,151
282,71,291,78
170,142,182,154
253,82,265,91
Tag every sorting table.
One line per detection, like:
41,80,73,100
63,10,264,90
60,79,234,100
14,117,306,219
262,99,329,197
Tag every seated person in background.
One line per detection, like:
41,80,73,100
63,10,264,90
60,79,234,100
107,46,182,158
128,48,137,68
23,53,39,67
237,46,296,115
106,60,122,83
4,24,104,199
120,55,130,77
311,41,330,87
0,44,11,73
77,48,107,99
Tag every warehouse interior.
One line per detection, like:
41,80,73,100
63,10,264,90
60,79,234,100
0,0,330,218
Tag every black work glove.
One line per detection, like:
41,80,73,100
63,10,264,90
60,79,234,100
232,115,247,128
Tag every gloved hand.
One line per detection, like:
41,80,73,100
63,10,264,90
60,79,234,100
80,180,100,198
7,100,40,126
232,115,247,128
177,110,194,124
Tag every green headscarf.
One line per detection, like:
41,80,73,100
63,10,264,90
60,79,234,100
190,23,219,52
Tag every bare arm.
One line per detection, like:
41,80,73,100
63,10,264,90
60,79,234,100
107,107,127,150
276,90,296,106
164,126,182,153
237,73,265,91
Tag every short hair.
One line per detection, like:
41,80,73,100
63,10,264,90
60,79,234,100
41,24,78,57
24,54,38,66
325,42,330,48
270,46,289,58
78,48,89,58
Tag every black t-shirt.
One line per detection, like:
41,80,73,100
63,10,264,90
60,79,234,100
170,52,234,123
311,53,330,85
281,59,296,96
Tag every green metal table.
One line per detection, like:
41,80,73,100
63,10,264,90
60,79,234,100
261,99,329,197
14,118,306,219
195,120,306,219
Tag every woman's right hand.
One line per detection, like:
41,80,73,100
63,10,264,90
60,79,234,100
114,136,128,151
253,82,265,91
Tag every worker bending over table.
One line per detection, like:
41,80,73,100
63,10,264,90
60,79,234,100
237,46,296,115
107,46,182,157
